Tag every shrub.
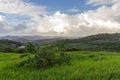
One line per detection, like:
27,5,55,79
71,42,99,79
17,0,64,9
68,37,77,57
16,48,26,54
35,45,71,68
88,54,95,58
19,44,71,68
65,47,79,52
57,40,68,51
3,47,14,53
25,42,36,53
20,54,27,58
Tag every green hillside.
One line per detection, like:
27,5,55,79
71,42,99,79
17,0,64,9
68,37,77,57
66,33,120,52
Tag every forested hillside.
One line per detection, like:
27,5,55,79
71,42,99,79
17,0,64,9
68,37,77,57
66,33,120,52
0,39,22,52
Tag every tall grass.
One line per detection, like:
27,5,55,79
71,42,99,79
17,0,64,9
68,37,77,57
0,51,120,80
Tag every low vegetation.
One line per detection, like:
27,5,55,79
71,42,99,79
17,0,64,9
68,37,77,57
1,51,120,80
18,41,71,68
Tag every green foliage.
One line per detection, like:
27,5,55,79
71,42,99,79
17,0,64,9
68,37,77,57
88,54,106,61
57,40,67,50
25,42,36,53
16,48,26,54
1,51,120,80
3,47,14,53
18,55,35,67
20,54,27,58
65,33,120,52
0,39,22,47
65,47,79,52
19,43,71,68
35,45,70,68
0,39,22,53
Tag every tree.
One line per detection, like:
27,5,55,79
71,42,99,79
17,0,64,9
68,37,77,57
25,42,36,53
57,40,68,51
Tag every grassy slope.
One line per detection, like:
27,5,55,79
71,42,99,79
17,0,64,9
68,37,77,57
0,51,120,80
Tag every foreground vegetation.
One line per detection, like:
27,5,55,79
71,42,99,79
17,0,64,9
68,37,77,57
1,51,120,80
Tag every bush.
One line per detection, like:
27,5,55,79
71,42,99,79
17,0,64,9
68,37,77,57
19,44,71,68
3,47,14,53
16,48,26,54
35,45,71,68
65,47,79,52
25,42,36,53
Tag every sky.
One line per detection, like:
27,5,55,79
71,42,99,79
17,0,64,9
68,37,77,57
0,0,120,36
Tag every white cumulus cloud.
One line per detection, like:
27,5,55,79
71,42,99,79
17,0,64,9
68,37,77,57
0,0,47,17
31,1,120,36
87,0,119,5
1,0,120,36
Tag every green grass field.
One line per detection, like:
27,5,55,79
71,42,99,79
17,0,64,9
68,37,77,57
0,51,120,80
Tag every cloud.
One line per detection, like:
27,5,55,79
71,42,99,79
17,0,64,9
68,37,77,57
67,8,81,13
1,0,120,36
31,2,120,36
87,0,119,5
0,15,31,35
0,0,48,35
0,0,47,17
0,16,6,22
0,15,13,33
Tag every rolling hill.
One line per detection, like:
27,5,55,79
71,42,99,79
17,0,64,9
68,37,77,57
0,36,60,42
66,33,120,52
1,33,120,52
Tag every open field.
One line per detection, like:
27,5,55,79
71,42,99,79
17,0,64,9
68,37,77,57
0,51,120,80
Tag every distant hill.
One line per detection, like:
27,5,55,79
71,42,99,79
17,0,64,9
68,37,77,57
32,38,62,46
66,33,120,52
0,36,60,42
0,39,22,47
31,33,120,52
2,33,120,52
